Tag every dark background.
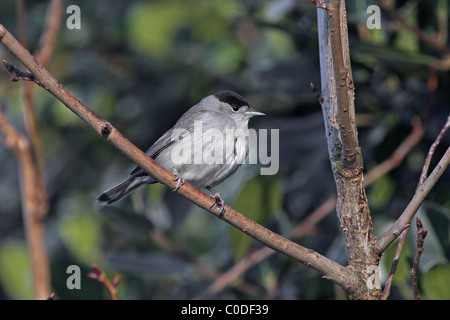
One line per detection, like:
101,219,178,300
0,0,449,299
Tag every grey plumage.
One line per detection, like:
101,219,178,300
97,90,264,205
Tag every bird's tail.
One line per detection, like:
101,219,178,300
97,175,146,205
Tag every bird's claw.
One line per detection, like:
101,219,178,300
207,187,225,215
171,168,185,191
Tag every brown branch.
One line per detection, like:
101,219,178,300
410,217,427,300
329,0,361,170
0,105,50,299
364,117,424,186
24,0,63,185
151,230,265,297
318,0,379,299
0,1,62,300
381,114,449,299
0,23,359,296
88,264,120,300
374,144,450,255
15,0,28,48
35,0,63,67
419,115,450,186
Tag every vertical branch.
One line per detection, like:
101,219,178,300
15,0,28,48
317,0,379,299
0,106,50,300
22,0,62,186
0,0,62,299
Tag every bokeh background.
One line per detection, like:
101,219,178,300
0,0,449,299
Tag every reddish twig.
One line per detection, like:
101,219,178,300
2,59,41,84
35,0,63,67
310,0,329,10
364,117,424,186
410,217,427,300
88,264,120,300
310,82,322,101
46,292,56,300
419,115,450,186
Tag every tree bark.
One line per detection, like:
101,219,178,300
317,0,380,299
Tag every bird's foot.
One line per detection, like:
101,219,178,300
206,186,225,216
171,168,185,191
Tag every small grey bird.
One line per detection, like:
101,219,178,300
97,90,264,213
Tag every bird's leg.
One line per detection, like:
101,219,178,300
206,186,225,215
171,168,185,191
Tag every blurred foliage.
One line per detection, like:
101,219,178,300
0,0,449,300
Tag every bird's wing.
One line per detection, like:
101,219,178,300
129,110,236,176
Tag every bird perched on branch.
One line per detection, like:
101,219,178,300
97,90,264,214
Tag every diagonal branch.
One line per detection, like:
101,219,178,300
0,23,359,295
374,144,450,255
381,114,449,299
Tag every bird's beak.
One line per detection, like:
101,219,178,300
245,108,265,117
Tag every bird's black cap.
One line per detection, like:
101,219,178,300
214,90,249,110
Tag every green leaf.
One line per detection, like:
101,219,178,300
59,212,102,264
369,173,395,209
230,176,282,259
264,28,295,60
421,264,450,299
188,0,241,43
0,242,33,299
126,1,185,59
393,5,420,52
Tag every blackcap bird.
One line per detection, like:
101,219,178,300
97,90,264,213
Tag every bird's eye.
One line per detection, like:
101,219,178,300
232,105,240,112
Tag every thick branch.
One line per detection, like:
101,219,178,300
0,24,358,294
329,0,360,170
317,0,378,299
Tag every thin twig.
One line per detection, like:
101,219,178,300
2,59,41,84
364,117,424,186
46,292,56,300
88,264,120,300
419,115,450,186
410,217,427,300
381,114,450,299
375,144,450,256
35,0,63,67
